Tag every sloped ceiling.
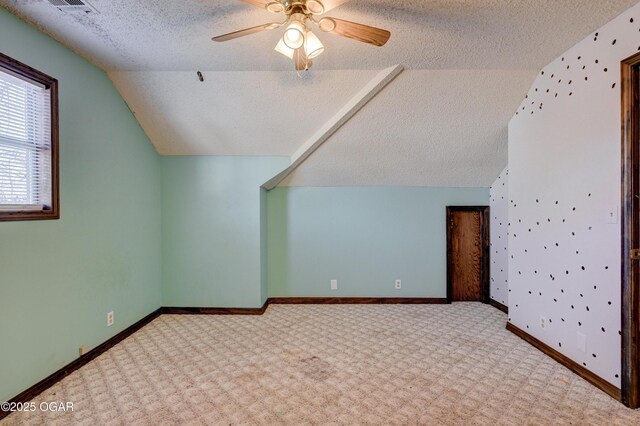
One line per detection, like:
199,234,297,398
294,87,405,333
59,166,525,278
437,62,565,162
109,70,379,156
279,69,534,187
1,0,637,186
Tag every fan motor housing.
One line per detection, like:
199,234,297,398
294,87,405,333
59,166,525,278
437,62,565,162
284,0,322,17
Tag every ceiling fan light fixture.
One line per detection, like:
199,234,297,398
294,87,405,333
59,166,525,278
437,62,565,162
274,36,295,59
211,1,392,73
266,1,285,14
304,30,324,59
306,0,325,15
284,18,305,49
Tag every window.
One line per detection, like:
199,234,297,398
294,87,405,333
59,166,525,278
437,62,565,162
0,52,58,221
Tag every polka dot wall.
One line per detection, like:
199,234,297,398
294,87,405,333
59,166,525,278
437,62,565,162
490,167,508,307
506,3,640,388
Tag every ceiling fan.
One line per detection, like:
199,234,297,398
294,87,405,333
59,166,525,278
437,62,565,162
212,0,391,71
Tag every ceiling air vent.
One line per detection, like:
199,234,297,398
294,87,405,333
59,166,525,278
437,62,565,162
47,0,99,14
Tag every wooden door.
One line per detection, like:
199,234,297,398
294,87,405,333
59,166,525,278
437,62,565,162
621,51,640,408
446,207,489,302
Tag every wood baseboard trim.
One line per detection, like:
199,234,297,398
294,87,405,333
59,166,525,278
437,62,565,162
1,308,162,421
489,299,508,314
161,302,269,315
506,322,621,401
268,297,448,304
1,297,446,420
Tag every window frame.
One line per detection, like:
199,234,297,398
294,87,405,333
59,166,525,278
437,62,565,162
0,52,59,221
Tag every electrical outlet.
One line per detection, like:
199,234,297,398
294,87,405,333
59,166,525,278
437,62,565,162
577,332,587,352
395,279,402,289
540,316,547,329
79,345,88,356
330,279,338,290
107,311,114,327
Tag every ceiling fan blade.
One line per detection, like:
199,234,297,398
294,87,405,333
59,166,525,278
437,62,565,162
212,22,281,42
319,0,351,13
319,17,390,46
238,0,285,13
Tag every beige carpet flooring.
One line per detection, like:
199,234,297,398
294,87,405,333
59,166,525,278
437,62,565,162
3,303,640,425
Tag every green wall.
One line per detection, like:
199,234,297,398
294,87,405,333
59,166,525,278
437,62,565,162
0,5,491,404
268,187,489,297
0,9,162,402
161,156,288,308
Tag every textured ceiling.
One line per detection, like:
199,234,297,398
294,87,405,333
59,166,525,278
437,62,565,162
1,0,637,186
109,69,378,155
280,69,535,186
0,0,636,71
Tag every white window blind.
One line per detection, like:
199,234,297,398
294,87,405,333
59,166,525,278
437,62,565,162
0,67,52,210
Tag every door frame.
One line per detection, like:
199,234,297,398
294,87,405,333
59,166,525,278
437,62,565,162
446,206,490,304
621,51,640,408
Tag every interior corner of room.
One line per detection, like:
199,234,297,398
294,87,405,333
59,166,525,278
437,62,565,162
1,0,640,423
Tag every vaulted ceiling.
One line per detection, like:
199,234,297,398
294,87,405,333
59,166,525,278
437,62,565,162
1,0,637,186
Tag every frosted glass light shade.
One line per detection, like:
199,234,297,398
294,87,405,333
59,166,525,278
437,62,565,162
274,36,295,59
284,20,305,49
304,30,324,59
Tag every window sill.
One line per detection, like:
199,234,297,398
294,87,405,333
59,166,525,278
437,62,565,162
0,207,59,222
